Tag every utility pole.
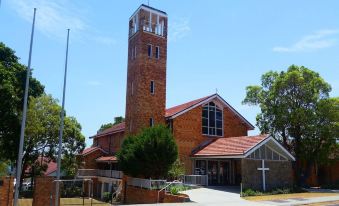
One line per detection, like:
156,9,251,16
13,8,37,206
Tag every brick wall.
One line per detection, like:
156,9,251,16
81,150,104,169
0,176,14,206
172,104,249,174
94,131,125,154
241,159,293,191
125,9,168,136
33,176,58,206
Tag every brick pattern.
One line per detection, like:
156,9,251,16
80,149,105,169
94,131,125,154
33,176,58,206
172,102,248,174
241,159,293,191
0,176,14,206
121,175,188,204
125,8,168,136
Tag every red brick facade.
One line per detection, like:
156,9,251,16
125,8,168,135
33,176,58,206
172,103,249,173
0,176,14,206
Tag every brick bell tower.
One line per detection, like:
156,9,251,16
125,5,168,135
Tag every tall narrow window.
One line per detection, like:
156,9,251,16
131,82,134,96
155,46,160,59
134,46,137,59
131,47,134,59
150,81,155,94
150,118,154,127
202,102,223,136
148,44,152,58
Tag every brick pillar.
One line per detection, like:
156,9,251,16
0,176,14,206
33,176,59,206
121,175,128,203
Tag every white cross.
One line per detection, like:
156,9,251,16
257,159,269,191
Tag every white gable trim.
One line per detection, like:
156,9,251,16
244,136,295,161
168,94,254,129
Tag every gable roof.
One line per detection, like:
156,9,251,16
165,95,214,118
166,94,254,129
90,94,254,139
192,134,295,161
91,122,125,139
96,156,118,163
193,135,268,157
80,146,108,156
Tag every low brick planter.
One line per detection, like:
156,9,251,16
163,193,190,203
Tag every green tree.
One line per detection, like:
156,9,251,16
0,42,44,162
243,65,338,184
117,125,178,179
23,95,85,180
0,161,9,176
98,116,125,132
61,117,86,177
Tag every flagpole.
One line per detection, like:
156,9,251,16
13,7,37,206
55,28,70,206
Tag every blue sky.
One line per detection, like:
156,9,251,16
1,0,338,147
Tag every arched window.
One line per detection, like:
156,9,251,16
202,102,223,136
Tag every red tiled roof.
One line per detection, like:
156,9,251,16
81,146,106,156
96,156,117,162
25,157,57,176
192,134,269,157
165,95,214,118
93,122,126,138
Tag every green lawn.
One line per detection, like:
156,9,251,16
18,198,111,206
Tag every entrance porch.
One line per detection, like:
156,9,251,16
193,159,241,186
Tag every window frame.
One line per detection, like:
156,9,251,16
150,117,154,127
150,80,155,94
155,46,160,59
202,101,224,137
147,44,153,58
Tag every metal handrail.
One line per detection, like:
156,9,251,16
157,180,182,203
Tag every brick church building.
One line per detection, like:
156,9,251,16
78,4,295,197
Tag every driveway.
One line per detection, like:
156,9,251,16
181,186,268,206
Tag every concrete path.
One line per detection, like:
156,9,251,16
260,195,339,205
180,186,268,206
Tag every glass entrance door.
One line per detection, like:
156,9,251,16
208,161,218,185
220,161,230,185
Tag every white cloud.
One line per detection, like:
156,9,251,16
9,0,116,45
87,81,102,86
169,18,191,42
273,29,339,52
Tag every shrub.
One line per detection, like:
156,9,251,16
117,125,178,179
167,159,185,180
168,185,191,195
102,192,112,202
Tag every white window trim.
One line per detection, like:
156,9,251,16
150,118,154,127
202,101,223,137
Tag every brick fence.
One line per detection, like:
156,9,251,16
121,176,189,204
33,176,59,206
0,176,14,206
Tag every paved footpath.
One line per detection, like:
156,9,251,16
260,195,339,205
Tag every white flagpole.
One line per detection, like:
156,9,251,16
55,28,70,206
13,7,37,206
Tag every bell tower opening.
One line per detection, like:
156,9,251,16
125,4,168,135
